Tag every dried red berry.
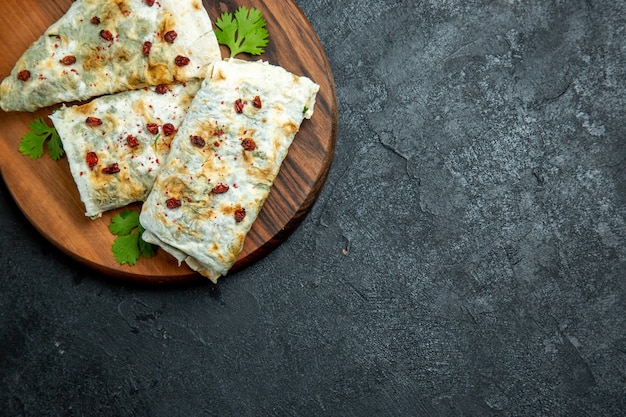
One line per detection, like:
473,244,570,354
146,123,159,134
241,138,256,151
102,163,120,174
17,70,31,82
174,55,190,67
234,99,245,114
60,55,76,66
162,123,176,136
166,198,181,209
86,152,98,169
252,96,262,109
190,135,206,148
234,208,246,222
85,117,103,127
90,16,101,25
143,41,152,56
100,30,113,42
212,183,229,194
126,135,139,148
164,30,178,43
155,84,170,94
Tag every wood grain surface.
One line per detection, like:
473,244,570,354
0,0,337,284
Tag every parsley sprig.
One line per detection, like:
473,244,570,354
18,118,64,161
215,6,269,57
109,210,156,266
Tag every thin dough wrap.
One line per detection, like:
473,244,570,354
0,0,220,112
140,59,319,282
50,81,202,218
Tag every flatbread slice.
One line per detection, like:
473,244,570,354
50,80,201,218
0,0,220,112
140,59,319,282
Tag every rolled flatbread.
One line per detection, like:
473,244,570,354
0,0,220,112
140,59,319,282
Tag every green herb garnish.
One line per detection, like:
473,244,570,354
18,118,64,161
152,133,161,150
215,6,269,57
109,210,156,266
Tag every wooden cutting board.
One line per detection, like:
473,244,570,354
0,0,337,284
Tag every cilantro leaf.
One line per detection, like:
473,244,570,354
18,118,65,161
112,232,142,266
109,210,140,236
46,129,64,161
214,11,238,49
18,119,48,159
215,6,269,57
138,227,157,258
109,210,156,266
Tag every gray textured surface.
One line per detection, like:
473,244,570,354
1,0,624,416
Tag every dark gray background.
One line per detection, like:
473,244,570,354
1,0,624,416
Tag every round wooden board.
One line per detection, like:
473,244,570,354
0,0,337,284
